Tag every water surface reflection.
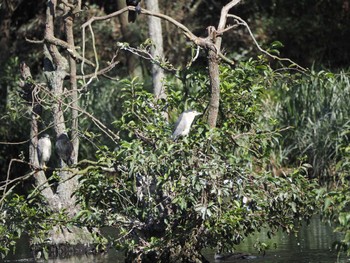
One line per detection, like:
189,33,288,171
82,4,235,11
4,216,348,263
205,216,347,262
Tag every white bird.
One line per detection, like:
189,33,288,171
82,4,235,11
37,134,52,168
171,110,201,140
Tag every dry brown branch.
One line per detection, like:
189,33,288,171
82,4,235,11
81,6,234,71
118,43,177,71
0,159,44,207
25,37,44,44
76,60,120,79
1,159,25,207
0,140,30,145
82,7,196,40
219,23,240,34
215,0,241,48
227,14,307,71
45,35,95,67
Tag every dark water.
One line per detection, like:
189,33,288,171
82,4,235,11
203,217,348,263
3,217,349,263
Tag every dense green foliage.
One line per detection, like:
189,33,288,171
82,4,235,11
269,71,350,254
319,135,350,255
1,0,350,261
73,62,319,261
0,193,57,258
0,57,30,181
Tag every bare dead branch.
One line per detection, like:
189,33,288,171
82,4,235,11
219,23,240,34
0,159,51,207
45,35,95,67
117,43,177,71
25,37,44,44
42,87,120,142
76,60,120,79
227,14,307,71
215,0,241,49
0,140,30,145
81,6,234,70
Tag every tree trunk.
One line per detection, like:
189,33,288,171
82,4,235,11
65,6,79,164
22,0,95,257
44,0,75,214
207,27,220,128
207,53,220,128
206,0,241,128
56,2,80,215
18,62,57,207
117,0,143,79
0,1,17,113
145,0,166,101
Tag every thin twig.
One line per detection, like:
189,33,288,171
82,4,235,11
25,37,44,44
76,57,119,79
231,126,293,140
227,14,307,71
0,159,37,207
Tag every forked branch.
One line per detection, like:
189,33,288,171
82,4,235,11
227,14,307,71
81,5,235,76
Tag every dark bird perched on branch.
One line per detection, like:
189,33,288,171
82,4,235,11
38,134,52,168
56,133,74,166
126,0,141,23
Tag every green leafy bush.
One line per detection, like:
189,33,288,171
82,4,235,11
75,62,319,261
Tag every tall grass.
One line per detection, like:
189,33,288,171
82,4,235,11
271,70,350,182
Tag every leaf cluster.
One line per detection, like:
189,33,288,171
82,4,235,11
0,193,54,259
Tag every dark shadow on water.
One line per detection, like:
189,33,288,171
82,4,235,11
3,216,348,263
204,215,347,263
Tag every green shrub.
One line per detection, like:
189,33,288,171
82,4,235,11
75,62,319,261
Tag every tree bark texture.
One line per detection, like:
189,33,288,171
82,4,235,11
43,0,84,214
117,0,143,79
207,49,220,128
0,3,11,114
22,0,94,256
206,0,241,128
145,0,166,101
19,62,57,207
55,3,80,214
64,7,79,164
44,0,69,136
